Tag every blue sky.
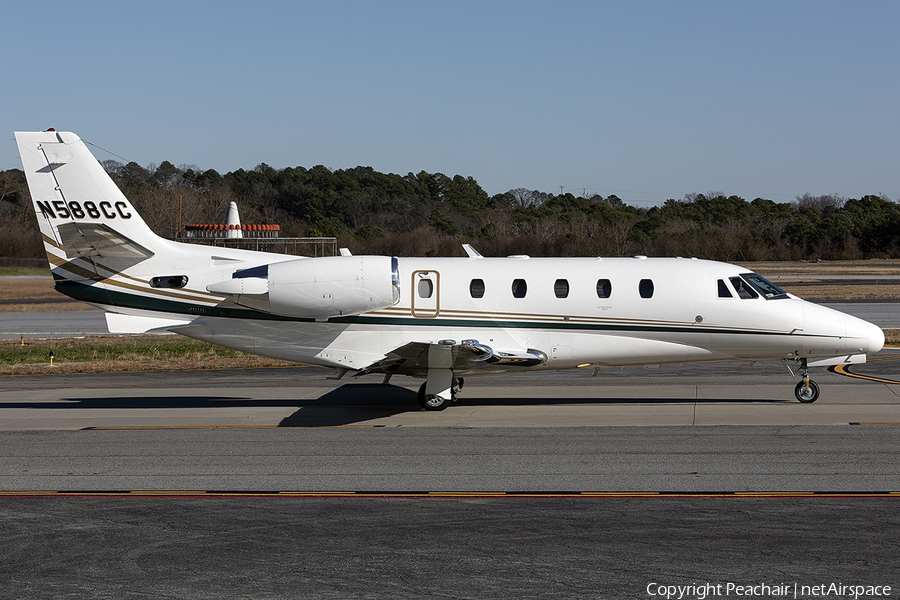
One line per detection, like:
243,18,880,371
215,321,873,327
3,1,899,206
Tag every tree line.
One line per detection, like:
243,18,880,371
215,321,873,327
1,159,899,261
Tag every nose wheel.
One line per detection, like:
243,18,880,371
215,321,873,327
794,378,820,403
792,357,820,403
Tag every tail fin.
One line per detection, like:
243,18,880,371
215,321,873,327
225,201,243,238
14,130,160,277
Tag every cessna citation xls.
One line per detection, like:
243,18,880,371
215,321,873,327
15,130,885,409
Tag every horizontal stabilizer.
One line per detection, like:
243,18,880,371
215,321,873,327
105,312,195,334
58,222,154,260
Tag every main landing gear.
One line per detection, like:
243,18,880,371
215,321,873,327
418,376,464,411
792,358,820,403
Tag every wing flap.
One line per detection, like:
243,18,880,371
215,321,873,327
361,339,547,376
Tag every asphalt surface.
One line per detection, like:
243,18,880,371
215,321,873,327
1,355,898,597
1,497,897,599
1,351,899,492
1,303,898,598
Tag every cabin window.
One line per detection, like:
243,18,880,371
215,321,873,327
596,279,612,298
742,273,789,299
417,278,434,299
469,278,485,298
730,276,758,299
511,279,527,298
554,279,569,298
150,275,188,289
639,279,654,298
717,279,733,298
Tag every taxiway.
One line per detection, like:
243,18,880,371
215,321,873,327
2,307,898,598
0,349,898,492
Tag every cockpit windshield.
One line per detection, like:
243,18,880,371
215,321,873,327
741,273,789,300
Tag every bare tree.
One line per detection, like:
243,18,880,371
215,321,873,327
795,193,846,211
509,188,548,208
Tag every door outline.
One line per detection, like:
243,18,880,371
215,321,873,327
411,270,440,318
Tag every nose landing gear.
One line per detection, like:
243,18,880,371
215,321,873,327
792,358,820,403
795,378,820,403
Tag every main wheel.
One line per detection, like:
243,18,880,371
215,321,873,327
795,380,820,403
418,382,450,411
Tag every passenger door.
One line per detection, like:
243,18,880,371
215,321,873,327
411,270,440,318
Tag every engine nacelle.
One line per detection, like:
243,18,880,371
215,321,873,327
208,255,400,319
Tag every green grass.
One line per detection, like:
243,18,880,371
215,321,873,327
1,335,264,366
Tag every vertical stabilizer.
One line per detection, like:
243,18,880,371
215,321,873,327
15,130,161,278
225,201,243,239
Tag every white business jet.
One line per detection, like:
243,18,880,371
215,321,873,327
15,130,885,409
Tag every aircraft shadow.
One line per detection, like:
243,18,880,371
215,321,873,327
0,384,790,428
278,384,420,426
274,388,791,427
455,396,790,406
0,384,420,428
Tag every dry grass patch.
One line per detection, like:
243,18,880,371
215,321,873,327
751,260,900,276
0,276,56,300
0,303,101,312
778,283,900,300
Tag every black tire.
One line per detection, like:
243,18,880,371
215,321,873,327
418,382,450,411
795,380,820,403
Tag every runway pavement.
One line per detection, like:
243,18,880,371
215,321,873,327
2,357,899,598
0,349,898,492
0,309,108,339
2,304,898,598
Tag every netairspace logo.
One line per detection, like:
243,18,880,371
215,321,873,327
646,582,892,600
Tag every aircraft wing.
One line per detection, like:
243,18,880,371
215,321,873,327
359,339,548,378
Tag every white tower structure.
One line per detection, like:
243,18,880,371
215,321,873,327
225,201,243,239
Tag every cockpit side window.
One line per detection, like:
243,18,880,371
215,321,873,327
717,279,733,298
742,273,789,299
730,276,758,299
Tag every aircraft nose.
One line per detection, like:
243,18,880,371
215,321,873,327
801,301,884,355
867,322,885,354
848,316,884,354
